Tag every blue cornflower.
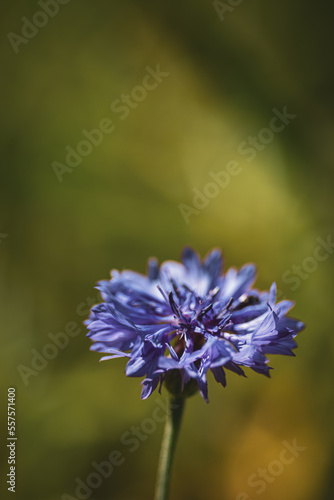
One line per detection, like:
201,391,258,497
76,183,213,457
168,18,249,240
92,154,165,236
85,247,304,402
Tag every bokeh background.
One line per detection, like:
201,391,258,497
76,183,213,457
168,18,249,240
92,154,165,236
1,1,334,499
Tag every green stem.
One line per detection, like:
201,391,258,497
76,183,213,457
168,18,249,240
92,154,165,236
154,396,185,500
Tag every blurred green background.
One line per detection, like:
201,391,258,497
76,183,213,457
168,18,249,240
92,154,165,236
1,1,334,499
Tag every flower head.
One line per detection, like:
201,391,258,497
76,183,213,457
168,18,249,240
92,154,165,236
85,247,304,402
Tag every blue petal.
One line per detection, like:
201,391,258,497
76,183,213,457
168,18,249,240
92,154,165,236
219,264,257,302
203,248,223,281
181,246,201,275
147,257,159,281
211,366,227,387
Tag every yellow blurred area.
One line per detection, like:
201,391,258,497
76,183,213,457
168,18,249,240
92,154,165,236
1,1,334,499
